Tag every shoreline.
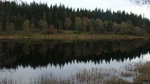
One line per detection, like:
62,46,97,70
0,34,148,40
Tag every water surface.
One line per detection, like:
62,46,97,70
0,39,150,82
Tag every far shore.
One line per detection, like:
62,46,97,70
0,33,148,40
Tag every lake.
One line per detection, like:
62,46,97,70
0,39,150,83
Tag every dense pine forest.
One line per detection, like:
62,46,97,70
0,0,150,35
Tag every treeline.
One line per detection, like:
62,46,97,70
0,1,150,35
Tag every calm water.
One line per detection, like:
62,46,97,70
0,39,150,82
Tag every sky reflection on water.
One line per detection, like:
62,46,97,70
0,52,150,82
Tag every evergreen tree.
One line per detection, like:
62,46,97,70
1,1,10,31
47,12,52,25
0,1,2,26
42,11,46,21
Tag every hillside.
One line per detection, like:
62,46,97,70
0,1,150,36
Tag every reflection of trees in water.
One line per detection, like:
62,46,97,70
0,52,17,73
0,41,20,72
0,39,150,69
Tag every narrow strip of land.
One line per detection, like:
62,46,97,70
0,34,147,40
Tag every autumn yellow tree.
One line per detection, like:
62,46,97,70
7,22,14,32
112,22,121,33
74,17,82,33
64,18,72,30
23,20,30,31
95,18,104,33
120,20,134,34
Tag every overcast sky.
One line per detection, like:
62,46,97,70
13,0,150,19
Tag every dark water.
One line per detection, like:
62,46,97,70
0,39,150,82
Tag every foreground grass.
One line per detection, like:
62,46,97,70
133,62,150,84
1,61,150,84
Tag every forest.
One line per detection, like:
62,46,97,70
0,0,150,35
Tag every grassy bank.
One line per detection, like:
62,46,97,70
0,33,148,40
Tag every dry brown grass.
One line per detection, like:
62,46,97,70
0,33,147,40
133,62,150,84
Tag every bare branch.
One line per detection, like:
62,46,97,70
131,0,150,5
